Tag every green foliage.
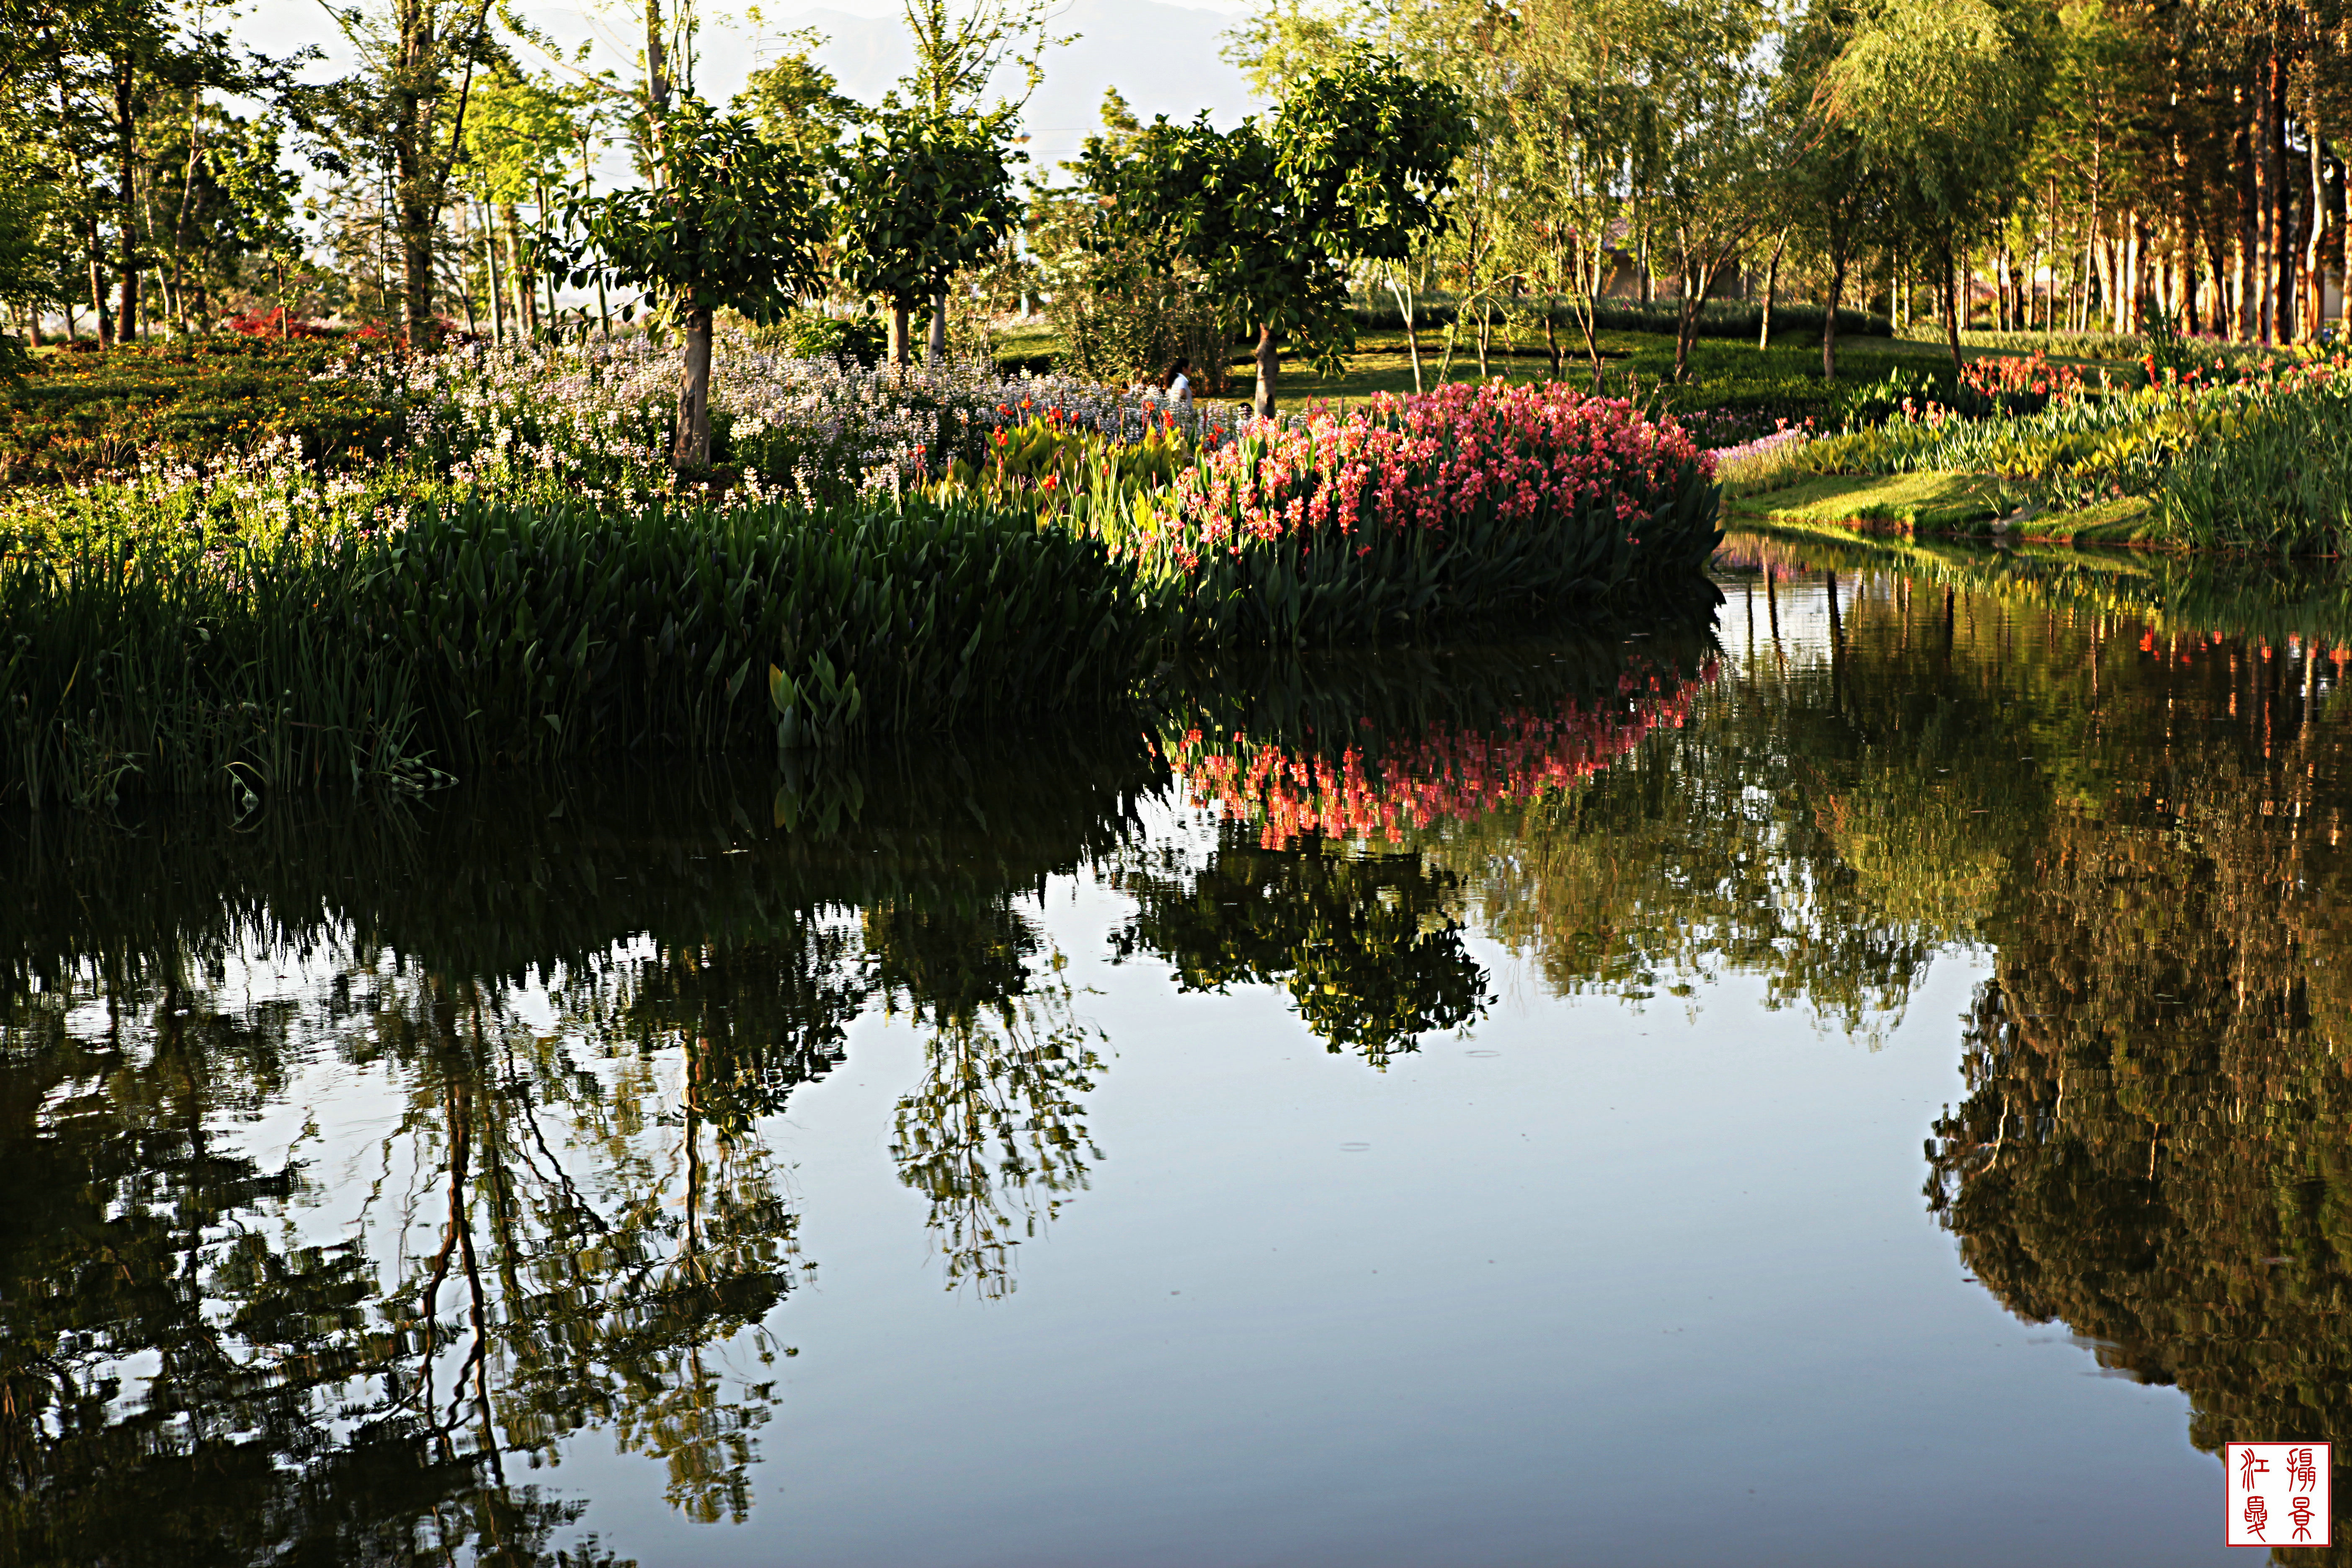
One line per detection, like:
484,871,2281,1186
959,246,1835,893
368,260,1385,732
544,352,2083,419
0,490,1170,807
828,102,1024,343
1781,363,2352,549
1077,49,1470,398
735,33,858,155
758,307,888,366
1350,296,1893,342
2160,373,2352,554
566,100,828,325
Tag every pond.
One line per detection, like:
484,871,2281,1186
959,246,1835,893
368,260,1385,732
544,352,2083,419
8,536,2345,1567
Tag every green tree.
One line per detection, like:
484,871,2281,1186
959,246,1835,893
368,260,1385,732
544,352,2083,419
322,0,500,345
736,28,855,155
565,98,828,468
829,102,1024,366
1817,0,2058,367
1078,48,1469,417
459,66,596,340
1776,0,1887,379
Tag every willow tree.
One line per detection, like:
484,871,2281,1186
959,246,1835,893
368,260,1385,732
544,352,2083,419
1818,0,2057,368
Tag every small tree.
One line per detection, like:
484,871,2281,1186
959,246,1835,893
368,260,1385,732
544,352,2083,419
1819,0,2056,369
565,100,826,468
829,103,1023,367
1079,50,1469,417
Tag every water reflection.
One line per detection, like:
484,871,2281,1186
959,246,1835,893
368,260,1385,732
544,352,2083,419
0,741,1163,1563
16,554,2352,1560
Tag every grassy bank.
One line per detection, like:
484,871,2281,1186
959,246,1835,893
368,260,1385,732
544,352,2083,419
1715,352,2352,554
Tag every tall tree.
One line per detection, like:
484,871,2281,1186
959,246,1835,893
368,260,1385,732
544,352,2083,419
323,0,497,345
830,102,1024,366
826,0,1062,365
565,99,828,467
1818,0,2058,366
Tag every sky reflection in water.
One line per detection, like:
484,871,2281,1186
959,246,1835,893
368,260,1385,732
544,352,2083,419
13,544,2351,1566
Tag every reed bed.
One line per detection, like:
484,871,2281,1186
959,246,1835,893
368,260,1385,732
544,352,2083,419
2,493,1166,810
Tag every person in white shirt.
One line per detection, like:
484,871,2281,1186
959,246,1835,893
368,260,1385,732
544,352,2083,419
1161,356,1194,407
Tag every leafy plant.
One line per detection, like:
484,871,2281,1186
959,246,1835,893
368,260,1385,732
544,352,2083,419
830,103,1025,367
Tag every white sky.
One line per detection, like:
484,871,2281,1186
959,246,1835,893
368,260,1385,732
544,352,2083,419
231,0,1264,168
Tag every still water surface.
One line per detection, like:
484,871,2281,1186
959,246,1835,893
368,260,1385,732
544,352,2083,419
9,540,2344,1565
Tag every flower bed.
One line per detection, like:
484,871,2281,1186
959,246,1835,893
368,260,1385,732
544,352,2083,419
1101,380,1722,645
370,337,1247,505
2,338,405,487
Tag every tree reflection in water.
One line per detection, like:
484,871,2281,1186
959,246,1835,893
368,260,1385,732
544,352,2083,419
21,552,2352,1561
1736,536,2352,1563
0,740,1158,1561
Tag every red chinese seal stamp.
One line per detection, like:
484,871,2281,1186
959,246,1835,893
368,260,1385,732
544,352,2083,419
2227,1443,2331,1547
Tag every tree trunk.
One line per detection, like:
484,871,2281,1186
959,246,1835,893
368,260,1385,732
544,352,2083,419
928,291,946,363
1822,250,1847,381
501,205,535,337
85,214,111,348
401,197,436,347
2267,48,2291,343
483,203,505,340
1391,276,1422,393
1942,245,1964,371
888,300,910,367
2305,120,2326,343
1252,322,1278,419
115,59,138,343
2252,77,2275,341
1758,229,1786,350
673,302,714,469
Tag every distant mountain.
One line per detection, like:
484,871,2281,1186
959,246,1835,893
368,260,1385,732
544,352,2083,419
767,0,1266,167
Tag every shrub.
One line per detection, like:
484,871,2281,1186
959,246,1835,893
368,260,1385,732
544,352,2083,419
1050,242,1235,394
755,309,889,367
3,338,403,486
1102,380,1723,645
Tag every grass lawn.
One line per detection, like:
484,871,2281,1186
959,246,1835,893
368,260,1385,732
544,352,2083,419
1725,472,2164,547
1725,472,2005,531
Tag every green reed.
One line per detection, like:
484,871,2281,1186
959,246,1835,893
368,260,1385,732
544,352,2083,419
3,493,1173,810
